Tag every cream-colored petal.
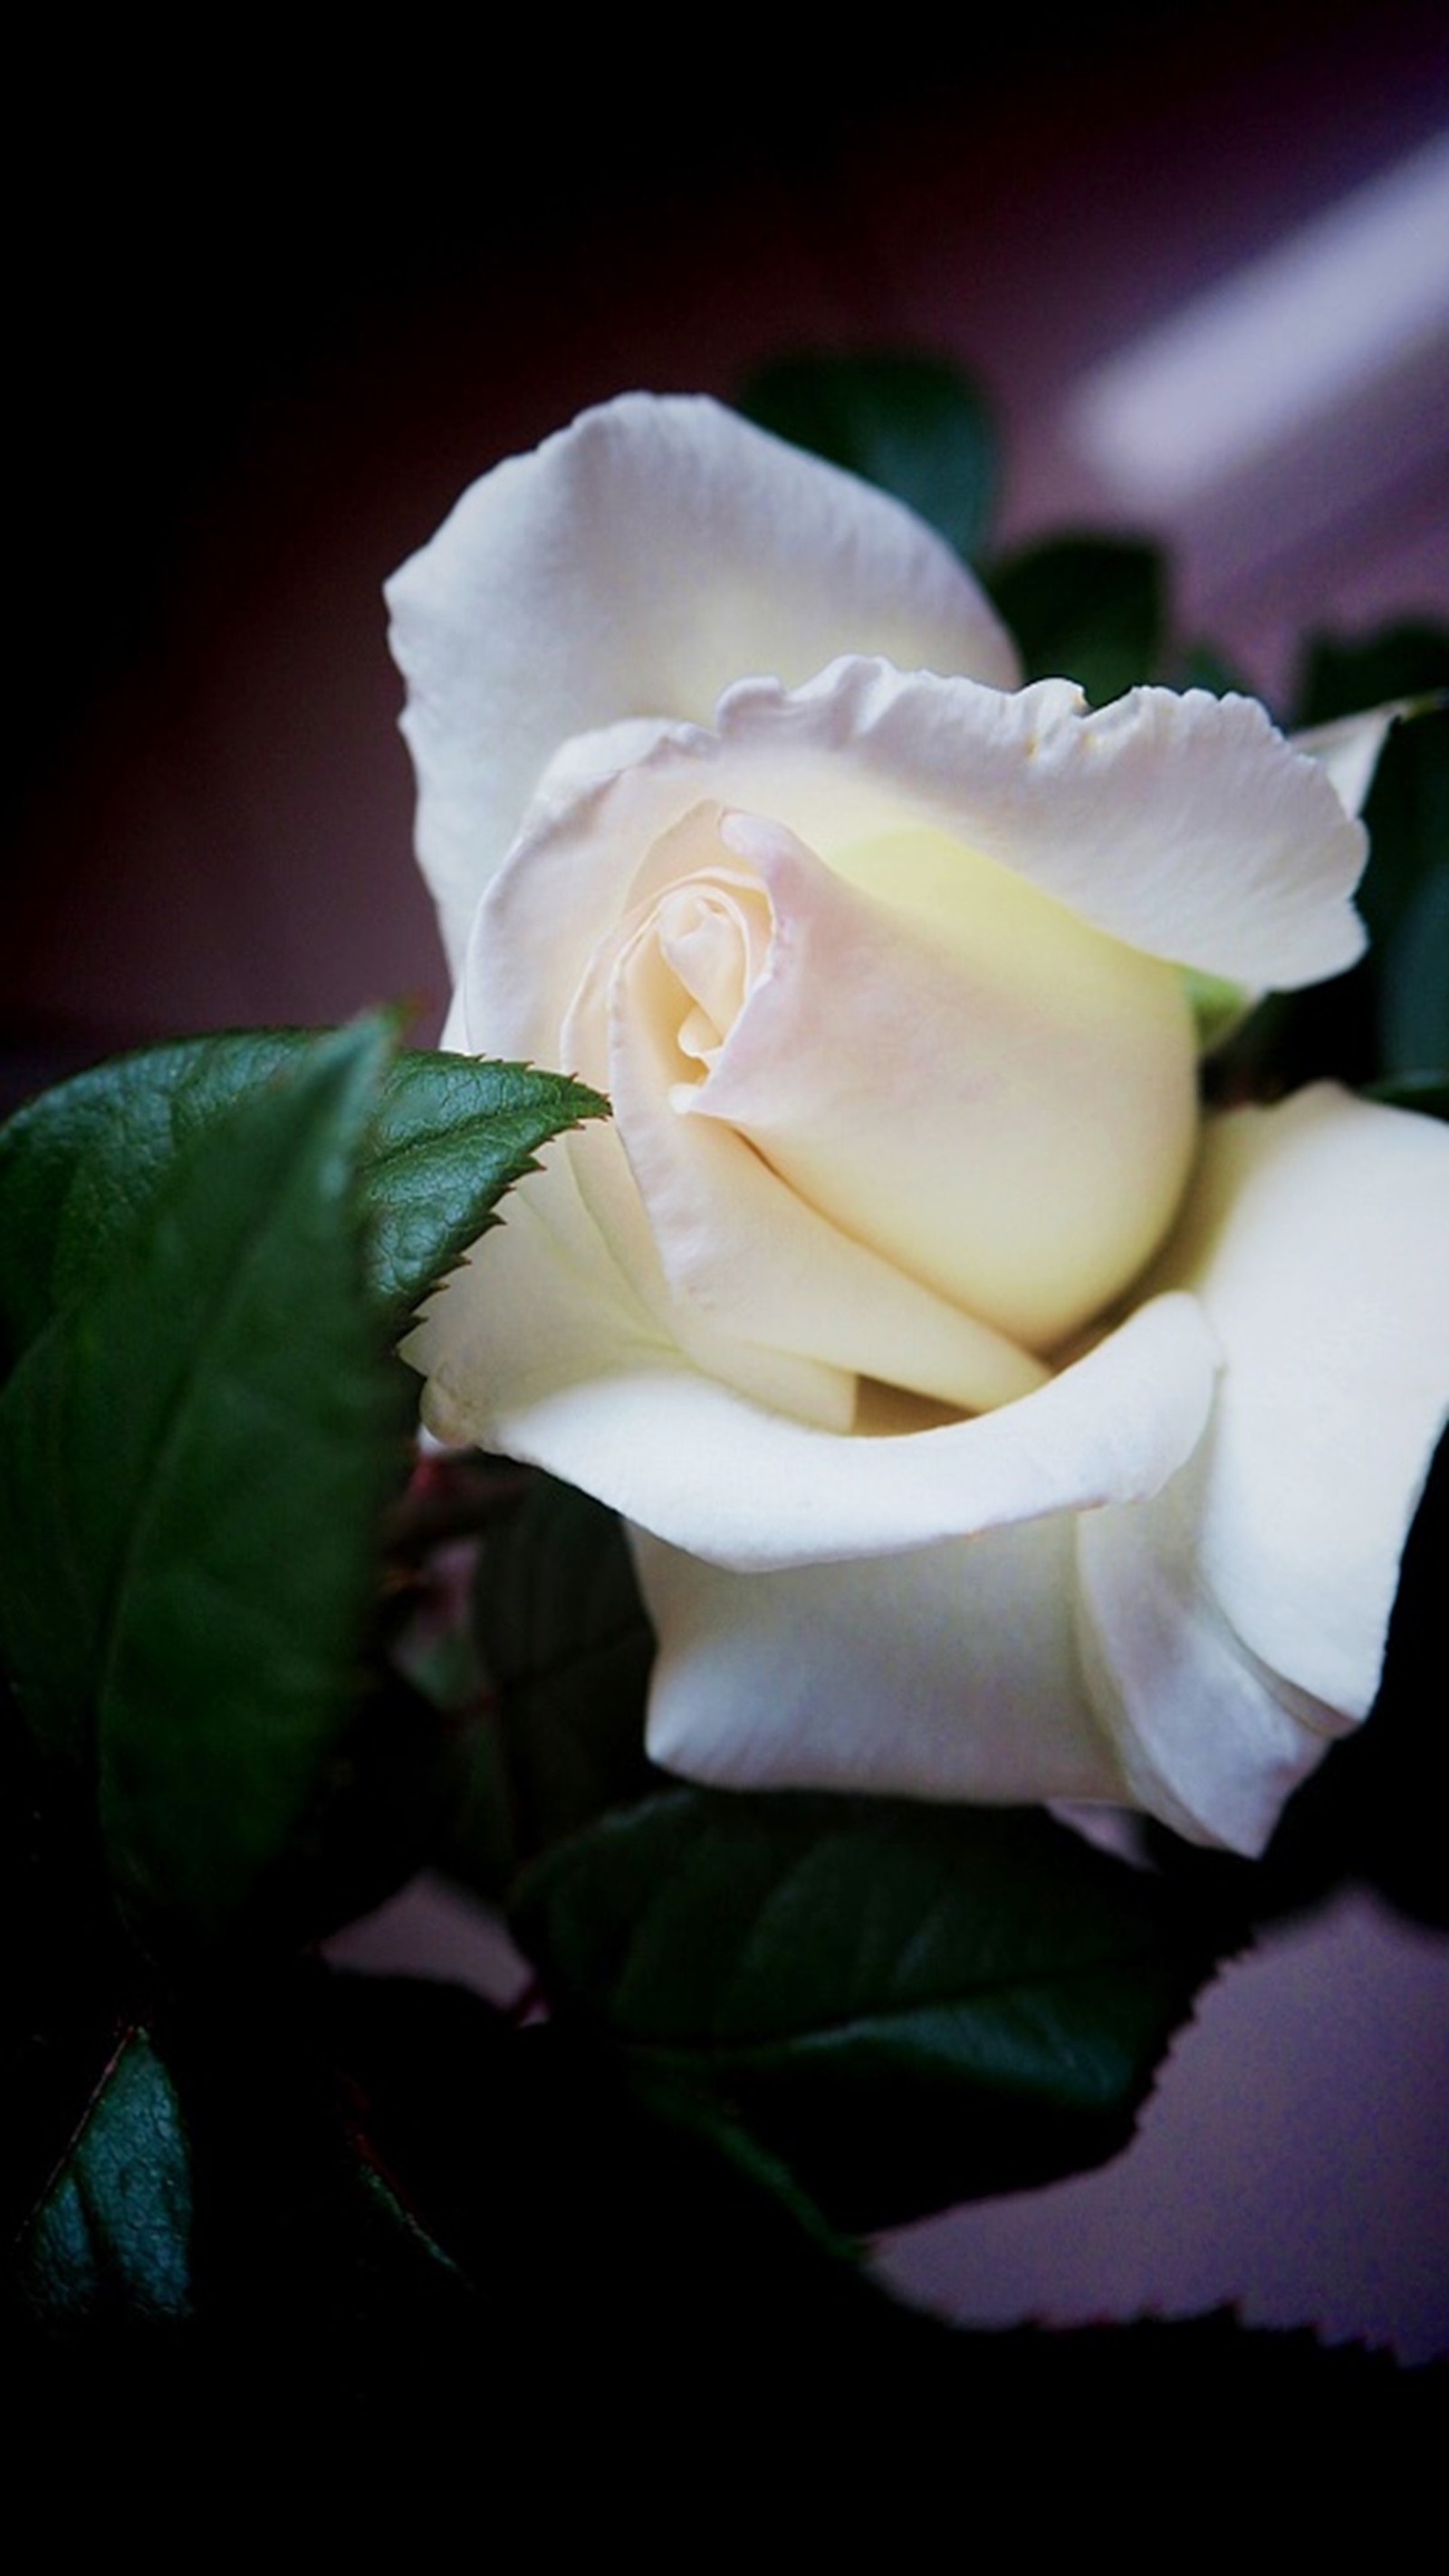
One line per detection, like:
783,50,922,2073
602,927,1050,1415
556,807,1048,1414
461,649,1370,1091
1166,1085,1449,1712
636,1515,1127,1806
1292,702,1404,819
408,1130,857,1445
408,1139,1218,1571
705,661,1369,987
1075,1452,1352,1853
1076,1084,1449,1850
697,809,1195,1350
386,394,1018,973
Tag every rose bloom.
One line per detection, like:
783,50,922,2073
389,394,1449,1852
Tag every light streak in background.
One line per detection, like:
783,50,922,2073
1070,130,1449,504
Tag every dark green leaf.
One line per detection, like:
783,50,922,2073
14,2023,193,2323
4,1692,148,2244
1291,623,1449,735
17,1974,1423,2479
1292,629,1449,1081
360,1052,606,1330
1366,1070,1449,1121
1204,642,1448,1102
10,1969,477,2446
1380,858,1449,1072
513,1789,1217,2228
0,1021,407,1937
0,1026,606,1371
1173,639,1255,699
455,1475,659,1892
252,1665,465,1950
321,1975,885,2405
740,351,998,562
166,1966,475,2346
0,1029,310,1371
987,535,1165,704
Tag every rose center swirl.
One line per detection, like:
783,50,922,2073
653,879,772,1086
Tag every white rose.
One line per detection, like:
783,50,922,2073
389,393,1449,1853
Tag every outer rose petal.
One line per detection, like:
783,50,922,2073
625,1086,1449,1845
1292,702,1405,819
634,1516,1127,1806
1076,1085,1449,1851
408,1164,1219,1569
704,662,1367,987
385,394,1018,973
459,664,1369,1088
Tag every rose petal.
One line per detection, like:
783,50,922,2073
385,394,1018,973
600,949,1051,1416
459,649,1372,1109
406,1154,1218,1569
1074,1451,1348,1853
1292,702,1404,818
1076,1084,1449,1850
460,663,1369,1084
551,802,1050,1414
635,1514,1127,1805
705,660,1369,988
417,1126,859,1437
698,809,1195,1351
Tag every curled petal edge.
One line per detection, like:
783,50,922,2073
1077,1084,1449,1850
386,393,1018,974
408,1150,1219,1572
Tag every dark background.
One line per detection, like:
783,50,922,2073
7,4,1446,1072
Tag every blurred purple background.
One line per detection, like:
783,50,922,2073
5,4,1447,2357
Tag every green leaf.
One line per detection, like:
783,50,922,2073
1365,1070,1449,1122
0,1021,407,1937
0,1029,309,1371
1380,859,1449,1072
987,535,1165,704
0,1027,606,1372
739,351,998,562
1173,639,1255,699
1292,628,1449,1082
14,2023,193,2323
320,1974,886,2403
1181,966,1252,1053
11,1973,477,2428
1291,622,1449,735
360,1053,606,1331
455,1475,659,1892
21,1976,1414,2467
512,1789,1217,2229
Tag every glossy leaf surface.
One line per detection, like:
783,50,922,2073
513,1788,1214,2226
